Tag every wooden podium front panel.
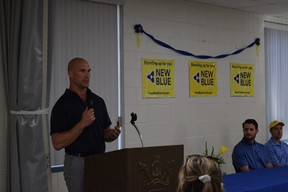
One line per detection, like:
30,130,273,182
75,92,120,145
85,145,184,192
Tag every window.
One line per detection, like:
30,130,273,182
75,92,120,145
265,23,288,140
49,0,122,166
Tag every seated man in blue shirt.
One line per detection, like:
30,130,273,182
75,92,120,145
232,119,273,172
265,120,288,167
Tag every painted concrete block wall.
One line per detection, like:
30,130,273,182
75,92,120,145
123,0,266,174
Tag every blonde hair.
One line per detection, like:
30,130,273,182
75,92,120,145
177,155,223,192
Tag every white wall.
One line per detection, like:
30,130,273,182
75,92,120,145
0,0,282,192
123,0,266,174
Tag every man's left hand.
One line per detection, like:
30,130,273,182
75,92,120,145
104,121,121,142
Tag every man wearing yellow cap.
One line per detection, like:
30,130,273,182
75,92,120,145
265,120,288,166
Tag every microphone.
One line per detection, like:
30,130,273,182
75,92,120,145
130,112,144,147
87,95,93,109
130,112,137,125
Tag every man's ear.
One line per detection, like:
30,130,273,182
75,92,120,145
68,71,73,78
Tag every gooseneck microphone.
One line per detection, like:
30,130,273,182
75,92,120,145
130,112,137,125
130,112,144,147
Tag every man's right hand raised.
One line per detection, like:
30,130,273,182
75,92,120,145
51,107,96,151
81,107,96,127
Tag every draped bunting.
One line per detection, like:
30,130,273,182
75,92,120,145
134,24,260,59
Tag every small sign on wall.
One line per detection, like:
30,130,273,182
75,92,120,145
189,61,217,97
230,63,254,97
142,58,175,98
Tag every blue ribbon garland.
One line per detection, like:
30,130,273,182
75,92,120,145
134,24,260,59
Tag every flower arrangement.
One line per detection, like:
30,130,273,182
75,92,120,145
203,141,228,166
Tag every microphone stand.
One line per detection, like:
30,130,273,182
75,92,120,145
130,112,144,147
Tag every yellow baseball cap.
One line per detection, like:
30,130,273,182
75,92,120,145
269,120,285,130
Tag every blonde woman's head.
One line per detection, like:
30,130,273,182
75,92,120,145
177,154,223,192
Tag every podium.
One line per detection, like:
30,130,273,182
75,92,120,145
84,145,184,192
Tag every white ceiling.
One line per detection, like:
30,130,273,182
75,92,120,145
186,0,288,19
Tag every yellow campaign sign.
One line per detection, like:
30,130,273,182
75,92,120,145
189,61,217,97
230,63,254,97
142,58,175,98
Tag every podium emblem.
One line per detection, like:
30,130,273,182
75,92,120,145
138,155,175,190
